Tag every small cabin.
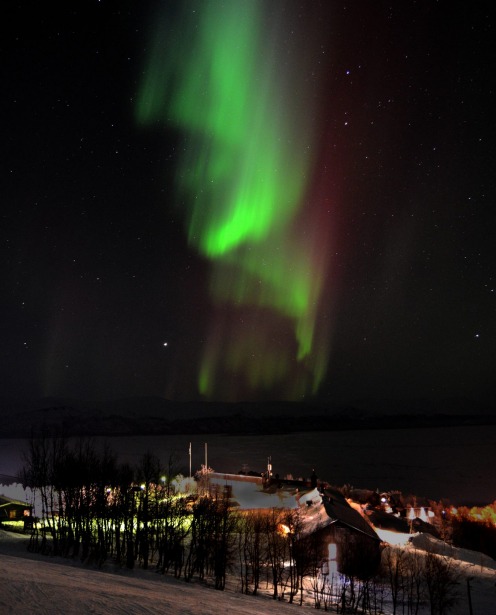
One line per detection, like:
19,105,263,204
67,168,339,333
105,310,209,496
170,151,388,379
0,495,32,523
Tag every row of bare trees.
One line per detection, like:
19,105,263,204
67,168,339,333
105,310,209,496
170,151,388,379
382,546,460,615
21,434,186,569
237,508,323,603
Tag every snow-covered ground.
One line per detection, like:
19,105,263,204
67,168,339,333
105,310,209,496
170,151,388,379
0,530,300,615
1,527,495,614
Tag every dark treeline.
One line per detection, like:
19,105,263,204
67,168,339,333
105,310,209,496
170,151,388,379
20,433,463,613
21,434,193,573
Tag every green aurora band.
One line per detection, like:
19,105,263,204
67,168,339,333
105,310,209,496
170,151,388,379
137,1,333,400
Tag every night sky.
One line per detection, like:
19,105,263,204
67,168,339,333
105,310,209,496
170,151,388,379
2,1,495,407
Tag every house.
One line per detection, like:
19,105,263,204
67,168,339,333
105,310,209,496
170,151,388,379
0,495,32,523
207,472,382,577
296,486,382,578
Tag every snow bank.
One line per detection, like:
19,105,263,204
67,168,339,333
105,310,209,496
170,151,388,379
409,532,496,569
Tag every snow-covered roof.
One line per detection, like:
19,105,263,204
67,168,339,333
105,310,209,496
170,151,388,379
208,473,299,510
321,490,380,541
368,509,410,533
0,495,31,508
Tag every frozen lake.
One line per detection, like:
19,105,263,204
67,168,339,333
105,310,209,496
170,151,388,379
1,424,495,504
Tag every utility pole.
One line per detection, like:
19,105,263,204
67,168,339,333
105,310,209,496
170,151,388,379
467,577,474,615
205,442,208,469
189,442,192,478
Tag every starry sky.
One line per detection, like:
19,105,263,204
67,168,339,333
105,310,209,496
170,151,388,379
2,1,495,408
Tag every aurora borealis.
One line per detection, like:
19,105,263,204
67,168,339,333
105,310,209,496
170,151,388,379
3,0,495,408
137,1,333,399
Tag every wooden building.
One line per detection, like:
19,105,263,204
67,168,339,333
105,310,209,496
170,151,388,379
0,495,32,523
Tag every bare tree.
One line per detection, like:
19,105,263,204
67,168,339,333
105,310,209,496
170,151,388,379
22,432,69,556
211,495,238,590
156,496,190,578
135,452,162,569
281,509,302,603
294,524,323,606
263,508,288,600
184,495,217,582
382,546,408,615
239,510,266,595
423,551,460,615
403,550,424,615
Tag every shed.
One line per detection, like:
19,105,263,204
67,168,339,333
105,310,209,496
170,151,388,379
0,495,32,522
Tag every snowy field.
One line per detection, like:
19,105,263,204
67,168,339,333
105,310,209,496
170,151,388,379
1,528,496,614
2,424,495,503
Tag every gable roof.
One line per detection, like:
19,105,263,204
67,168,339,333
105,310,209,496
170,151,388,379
321,489,380,541
0,495,32,509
